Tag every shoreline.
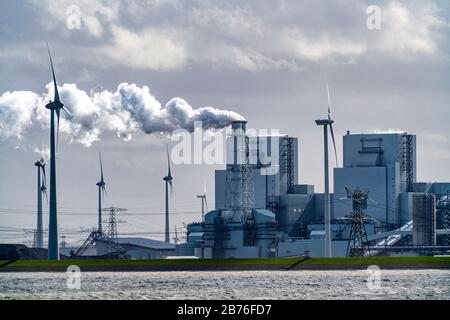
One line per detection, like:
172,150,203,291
1,257,449,272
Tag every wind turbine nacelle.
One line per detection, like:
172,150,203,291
315,118,334,126
45,100,64,110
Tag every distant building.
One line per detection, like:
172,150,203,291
60,245,97,257
96,237,176,259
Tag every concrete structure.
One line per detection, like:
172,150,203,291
334,132,416,230
412,194,436,246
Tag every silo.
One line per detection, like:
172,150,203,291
412,193,436,246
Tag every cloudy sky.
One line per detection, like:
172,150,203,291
0,0,449,246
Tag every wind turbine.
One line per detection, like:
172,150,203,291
96,152,106,233
34,158,47,248
45,43,72,260
163,145,173,243
315,80,339,258
197,179,208,221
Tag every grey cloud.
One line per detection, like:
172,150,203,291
19,0,449,72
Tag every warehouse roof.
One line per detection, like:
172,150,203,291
116,237,176,250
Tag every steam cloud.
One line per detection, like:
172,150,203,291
0,83,245,147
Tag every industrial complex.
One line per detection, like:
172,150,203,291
179,121,450,258
2,46,449,262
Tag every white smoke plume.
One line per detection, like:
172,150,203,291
0,83,245,147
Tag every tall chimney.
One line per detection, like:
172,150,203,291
225,120,254,222
230,120,248,166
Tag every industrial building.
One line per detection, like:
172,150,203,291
59,237,175,259
183,121,450,258
96,237,176,259
334,132,416,230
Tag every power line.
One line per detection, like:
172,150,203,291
0,207,200,216
0,197,388,214
0,202,199,210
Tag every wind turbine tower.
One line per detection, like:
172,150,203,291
163,145,173,243
96,153,106,233
197,179,208,221
34,158,47,248
315,80,338,258
45,43,72,260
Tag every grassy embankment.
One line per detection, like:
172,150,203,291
0,256,449,270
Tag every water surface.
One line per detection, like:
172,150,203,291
1,270,449,300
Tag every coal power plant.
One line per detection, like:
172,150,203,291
179,121,450,258
4,102,450,260
3,111,450,260
3,103,450,260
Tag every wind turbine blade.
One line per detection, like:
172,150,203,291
62,106,72,118
102,186,107,198
43,185,48,202
42,170,47,190
326,79,331,119
41,164,46,182
41,178,47,198
41,166,48,202
329,123,338,167
46,42,60,103
169,180,173,196
204,195,208,212
56,108,60,153
99,152,104,181
166,144,171,177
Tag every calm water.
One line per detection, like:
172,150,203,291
0,270,449,300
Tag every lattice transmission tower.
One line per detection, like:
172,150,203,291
345,188,371,257
104,206,127,246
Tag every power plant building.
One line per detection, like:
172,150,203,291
334,132,417,230
184,122,450,258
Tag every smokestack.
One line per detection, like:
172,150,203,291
225,120,254,222
231,120,247,131
230,120,248,166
